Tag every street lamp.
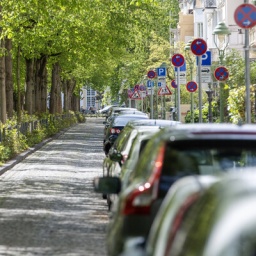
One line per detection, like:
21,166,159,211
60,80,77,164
184,39,195,123
213,21,231,122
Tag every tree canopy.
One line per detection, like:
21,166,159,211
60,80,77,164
0,0,179,101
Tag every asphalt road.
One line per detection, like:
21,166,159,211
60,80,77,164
0,118,109,256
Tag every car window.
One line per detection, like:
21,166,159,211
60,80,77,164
159,139,256,197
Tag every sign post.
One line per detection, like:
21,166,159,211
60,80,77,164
190,38,207,123
171,54,185,121
234,3,256,123
147,70,156,119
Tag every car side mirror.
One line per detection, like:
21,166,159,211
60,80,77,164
93,176,121,194
109,149,122,162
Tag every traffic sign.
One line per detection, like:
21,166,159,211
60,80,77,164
134,84,140,90
197,51,212,66
171,80,177,89
131,89,141,100
158,77,166,87
157,67,166,77
175,71,186,84
234,4,256,29
139,85,146,91
186,81,198,93
147,70,156,79
171,54,185,67
127,89,133,98
158,86,172,95
175,62,186,71
214,66,229,81
191,38,207,56
147,80,154,88
198,66,212,83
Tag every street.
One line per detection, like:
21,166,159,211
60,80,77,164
0,118,109,256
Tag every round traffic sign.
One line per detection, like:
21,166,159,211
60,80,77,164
191,38,207,56
134,84,140,90
171,54,185,67
171,80,177,89
147,70,156,79
214,66,229,81
139,85,146,91
186,81,198,93
234,4,256,29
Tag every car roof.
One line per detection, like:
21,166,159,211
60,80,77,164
126,119,181,127
158,123,256,141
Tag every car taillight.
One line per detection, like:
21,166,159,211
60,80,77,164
111,128,121,134
122,145,165,215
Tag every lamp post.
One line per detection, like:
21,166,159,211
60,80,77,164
213,21,231,123
184,40,195,123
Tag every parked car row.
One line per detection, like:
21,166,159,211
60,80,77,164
95,116,256,256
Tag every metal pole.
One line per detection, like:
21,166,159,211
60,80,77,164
189,62,194,123
163,95,166,119
177,67,181,121
245,28,251,123
219,50,224,123
161,95,163,118
198,56,202,123
141,93,143,112
150,80,154,119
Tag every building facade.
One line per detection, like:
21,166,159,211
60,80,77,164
178,0,256,60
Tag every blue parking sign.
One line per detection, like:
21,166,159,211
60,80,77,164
157,67,166,77
197,51,211,66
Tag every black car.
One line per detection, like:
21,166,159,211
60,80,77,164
103,114,149,155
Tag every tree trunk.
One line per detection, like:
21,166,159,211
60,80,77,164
50,62,62,114
0,38,6,123
71,93,80,112
16,45,21,122
34,55,47,113
62,78,76,112
24,58,34,115
0,6,6,123
5,38,13,119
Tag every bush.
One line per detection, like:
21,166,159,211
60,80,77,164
0,111,83,165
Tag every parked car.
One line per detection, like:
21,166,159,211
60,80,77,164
119,175,220,256
105,106,135,120
104,126,162,210
168,170,256,256
117,109,148,117
98,104,119,115
94,123,256,256
103,107,139,139
103,114,149,155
